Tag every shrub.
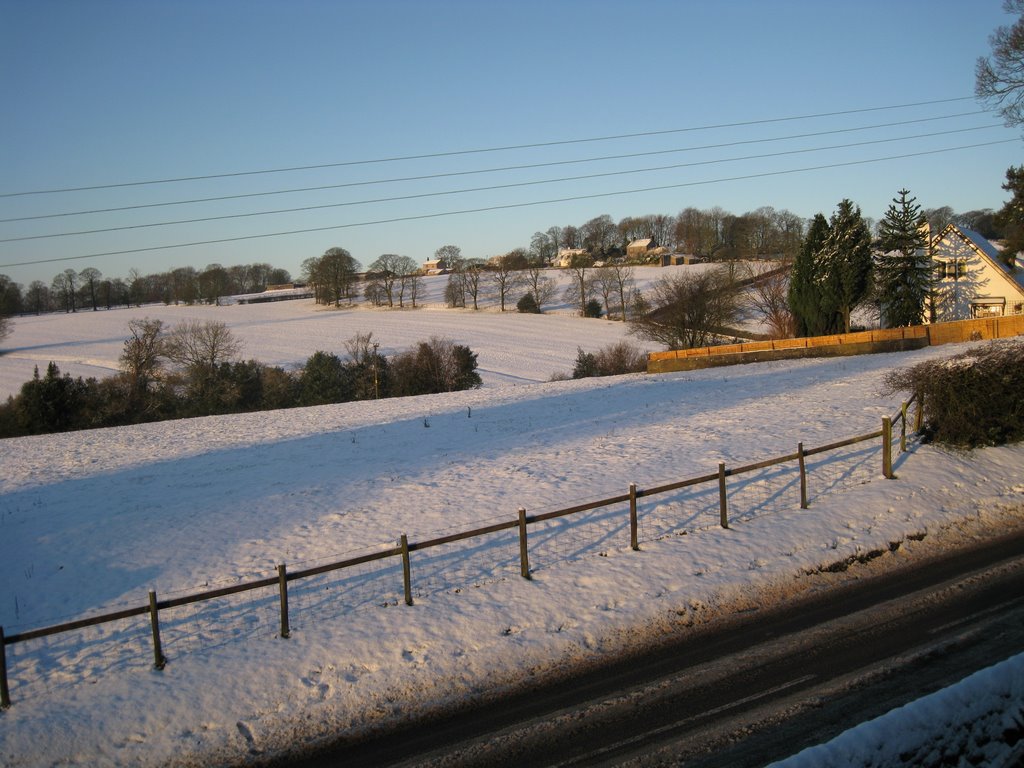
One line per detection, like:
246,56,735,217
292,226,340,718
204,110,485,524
593,341,648,376
572,348,598,379
516,293,541,314
572,342,648,379
299,351,350,406
391,337,482,395
583,298,604,318
882,340,1024,447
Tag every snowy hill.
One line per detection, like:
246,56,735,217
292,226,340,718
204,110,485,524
1,295,1023,766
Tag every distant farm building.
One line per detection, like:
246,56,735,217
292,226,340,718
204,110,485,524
423,258,449,275
234,283,313,304
660,253,705,267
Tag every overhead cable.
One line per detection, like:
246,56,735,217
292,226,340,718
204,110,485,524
0,137,1013,269
0,96,978,198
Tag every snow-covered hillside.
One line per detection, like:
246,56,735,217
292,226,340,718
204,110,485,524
0,265,719,398
0,293,1022,767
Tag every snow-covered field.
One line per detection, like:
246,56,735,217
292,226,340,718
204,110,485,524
0,265,713,399
1,284,1023,767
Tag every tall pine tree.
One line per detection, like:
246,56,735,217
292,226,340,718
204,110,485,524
876,189,931,327
821,199,873,334
789,213,831,336
789,201,873,336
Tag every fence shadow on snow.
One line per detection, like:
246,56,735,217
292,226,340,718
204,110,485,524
0,399,919,708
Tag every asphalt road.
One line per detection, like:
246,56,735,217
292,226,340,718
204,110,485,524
273,527,1024,768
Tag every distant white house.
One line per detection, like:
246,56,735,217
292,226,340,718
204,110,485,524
554,248,588,267
926,224,1024,322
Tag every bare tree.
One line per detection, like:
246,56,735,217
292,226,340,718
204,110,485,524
392,256,421,308
462,259,487,310
976,0,1024,126
488,253,525,311
524,265,557,311
442,247,467,307
367,254,405,307
119,318,165,393
649,214,674,248
563,251,595,316
79,267,102,311
743,261,796,339
593,266,617,319
593,262,637,320
52,269,77,313
610,262,636,320
629,268,741,349
434,244,462,265
164,319,242,373
309,247,361,306
199,263,229,305
26,280,51,314
169,266,198,305
0,274,14,341
529,231,556,265
581,214,619,258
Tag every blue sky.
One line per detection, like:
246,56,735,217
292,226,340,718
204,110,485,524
1,0,1021,287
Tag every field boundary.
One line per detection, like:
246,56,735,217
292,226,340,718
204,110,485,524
648,314,1024,373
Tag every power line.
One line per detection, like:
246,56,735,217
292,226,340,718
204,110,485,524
0,138,1013,270
0,124,1002,244
0,96,978,198
0,110,991,223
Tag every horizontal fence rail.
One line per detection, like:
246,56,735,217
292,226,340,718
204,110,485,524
0,395,919,709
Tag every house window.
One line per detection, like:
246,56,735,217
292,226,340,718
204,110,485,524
971,301,1004,318
940,259,965,279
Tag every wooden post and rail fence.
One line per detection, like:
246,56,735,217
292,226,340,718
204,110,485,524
0,396,919,710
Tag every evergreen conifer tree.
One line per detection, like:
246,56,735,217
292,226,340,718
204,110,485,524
788,213,831,336
995,165,1024,268
876,189,931,327
821,199,873,333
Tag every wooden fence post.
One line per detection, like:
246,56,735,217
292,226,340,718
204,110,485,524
148,590,166,670
914,391,925,433
518,508,532,579
718,462,729,529
882,417,894,479
400,535,414,606
277,564,291,639
629,483,639,551
900,403,908,453
0,626,10,709
798,442,808,509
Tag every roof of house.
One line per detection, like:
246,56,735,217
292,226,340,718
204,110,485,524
939,225,1024,291
627,238,655,249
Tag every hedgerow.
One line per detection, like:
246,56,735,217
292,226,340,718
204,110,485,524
882,340,1024,447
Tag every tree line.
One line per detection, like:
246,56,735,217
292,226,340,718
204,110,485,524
0,319,481,438
1,197,1000,325
0,194,1014,359
0,261,293,319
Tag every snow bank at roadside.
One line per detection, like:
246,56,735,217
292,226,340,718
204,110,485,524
770,652,1024,768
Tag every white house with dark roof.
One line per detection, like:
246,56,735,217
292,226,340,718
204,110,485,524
926,224,1024,322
